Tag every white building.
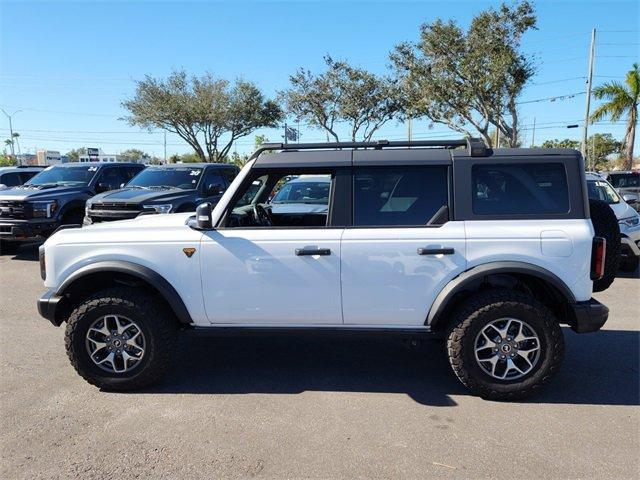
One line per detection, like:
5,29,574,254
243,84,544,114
36,149,62,165
78,147,118,163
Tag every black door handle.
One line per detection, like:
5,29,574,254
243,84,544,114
295,248,331,256
417,247,455,255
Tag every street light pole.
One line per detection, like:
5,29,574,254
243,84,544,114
1,109,21,162
581,28,596,162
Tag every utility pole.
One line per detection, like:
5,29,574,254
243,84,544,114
581,28,596,165
1,109,21,163
163,131,167,164
531,117,536,147
284,122,288,145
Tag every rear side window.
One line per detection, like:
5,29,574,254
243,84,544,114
472,163,569,215
353,166,448,226
0,172,22,187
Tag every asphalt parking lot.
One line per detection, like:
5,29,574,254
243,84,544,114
1,243,638,480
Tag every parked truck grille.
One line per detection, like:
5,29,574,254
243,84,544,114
0,201,31,219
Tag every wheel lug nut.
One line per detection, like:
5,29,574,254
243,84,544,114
500,354,505,359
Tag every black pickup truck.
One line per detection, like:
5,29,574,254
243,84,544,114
0,162,144,254
84,163,238,224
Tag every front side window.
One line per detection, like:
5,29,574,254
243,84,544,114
608,173,640,188
472,163,570,215
25,165,98,186
353,166,448,226
127,167,203,190
225,172,333,228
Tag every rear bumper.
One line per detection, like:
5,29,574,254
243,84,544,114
37,289,64,326
0,219,58,240
567,298,609,333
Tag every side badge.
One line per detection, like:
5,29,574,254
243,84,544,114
183,247,196,258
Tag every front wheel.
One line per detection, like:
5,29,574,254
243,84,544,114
64,287,177,390
447,290,564,401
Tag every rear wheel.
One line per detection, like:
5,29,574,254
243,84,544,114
619,255,639,272
447,290,564,401
589,199,620,291
0,239,20,255
65,287,178,390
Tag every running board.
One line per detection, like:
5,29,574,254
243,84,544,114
185,326,433,338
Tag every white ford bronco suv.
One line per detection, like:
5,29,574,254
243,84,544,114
37,139,612,400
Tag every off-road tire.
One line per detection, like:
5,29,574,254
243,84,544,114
0,239,20,256
589,199,620,292
619,255,639,272
65,287,178,391
447,290,564,401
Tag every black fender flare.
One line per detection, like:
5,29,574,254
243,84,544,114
426,261,577,328
56,260,193,324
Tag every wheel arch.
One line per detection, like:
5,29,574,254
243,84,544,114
54,261,193,326
427,261,577,333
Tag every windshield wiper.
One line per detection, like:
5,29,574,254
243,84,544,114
146,185,175,189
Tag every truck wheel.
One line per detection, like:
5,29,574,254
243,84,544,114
447,290,564,401
619,255,639,272
589,199,620,291
0,239,20,256
64,287,178,391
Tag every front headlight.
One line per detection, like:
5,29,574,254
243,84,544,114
619,215,640,228
143,203,173,214
85,201,92,217
31,200,58,218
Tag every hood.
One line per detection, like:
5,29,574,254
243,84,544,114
90,187,195,205
0,184,91,202
84,211,194,230
608,200,638,220
269,203,329,214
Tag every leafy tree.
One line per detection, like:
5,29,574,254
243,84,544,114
590,63,639,169
122,70,282,163
281,56,402,142
390,1,536,147
119,148,149,162
542,135,621,170
0,154,16,166
66,147,87,161
168,152,202,164
541,139,580,149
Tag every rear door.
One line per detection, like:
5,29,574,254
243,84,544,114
341,152,466,326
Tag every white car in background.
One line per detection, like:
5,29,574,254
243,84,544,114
586,172,640,271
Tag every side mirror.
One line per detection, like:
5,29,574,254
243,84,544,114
623,193,638,205
95,182,111,193
196,202,213,229
205,183,224,196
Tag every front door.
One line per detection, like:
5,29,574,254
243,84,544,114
341,165,466,326
201,169,344,325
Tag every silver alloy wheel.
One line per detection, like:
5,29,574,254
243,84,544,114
474,318,541,380
85,315,146,374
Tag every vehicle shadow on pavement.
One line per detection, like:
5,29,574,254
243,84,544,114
142,327,639,407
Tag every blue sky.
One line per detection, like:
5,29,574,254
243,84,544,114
1,0,638,158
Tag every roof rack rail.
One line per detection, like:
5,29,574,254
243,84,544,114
249,137,487,161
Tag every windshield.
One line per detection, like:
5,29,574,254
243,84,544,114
25,165,98,186
271,180,330,204
608,173,640,188
587,180,620,204
127,167,203,190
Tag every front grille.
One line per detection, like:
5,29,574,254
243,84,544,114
0,201,31,220
91,202,142,212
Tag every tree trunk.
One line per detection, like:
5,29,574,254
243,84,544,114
623,108,636,170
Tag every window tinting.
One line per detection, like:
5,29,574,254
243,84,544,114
608,173,640,188
353,166,448,226
0,172,22,187
472,163,569,215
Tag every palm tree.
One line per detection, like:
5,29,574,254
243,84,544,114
590,63,639,170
